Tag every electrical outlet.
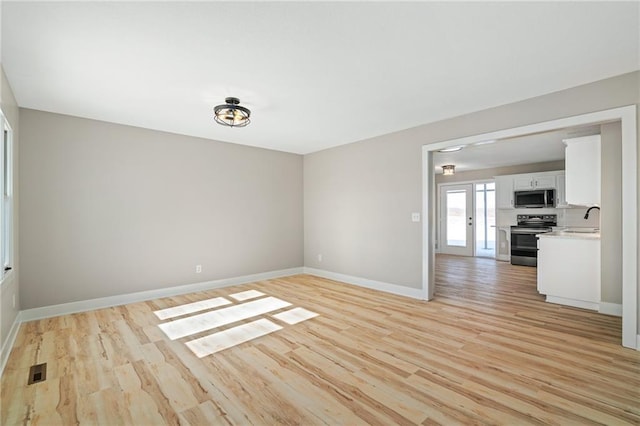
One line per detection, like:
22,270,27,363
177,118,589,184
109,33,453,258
411,212,421,222
195,264,202,273
317,254,322,262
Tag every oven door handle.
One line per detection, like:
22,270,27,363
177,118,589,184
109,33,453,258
511,229,550,234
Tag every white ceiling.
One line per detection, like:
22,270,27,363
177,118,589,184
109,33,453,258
434,125,602,173
2,2,638,155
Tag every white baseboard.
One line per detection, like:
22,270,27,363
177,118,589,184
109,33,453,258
0,311,23,376
303,267,425,300
20,267,304,322
598,302,623,317
545,296,599,311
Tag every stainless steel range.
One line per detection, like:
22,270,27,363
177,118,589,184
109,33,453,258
510,214,557,267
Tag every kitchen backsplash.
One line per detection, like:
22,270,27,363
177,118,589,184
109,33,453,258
561,207,600,228
497,206,600,228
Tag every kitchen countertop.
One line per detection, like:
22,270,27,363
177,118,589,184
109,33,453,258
539,228,601,240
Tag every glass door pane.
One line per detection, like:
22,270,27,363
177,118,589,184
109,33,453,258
440,183,473,257
475,182,496,258
446,190,466,247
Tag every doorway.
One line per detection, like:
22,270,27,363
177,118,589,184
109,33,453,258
439,184,473,256
422,105,637,349
439,181,496,258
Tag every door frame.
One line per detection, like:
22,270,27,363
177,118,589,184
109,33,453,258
422,105,638,349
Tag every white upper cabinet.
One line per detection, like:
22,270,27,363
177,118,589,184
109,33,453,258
496,171,564,209
513,174,556,190
563,135,601,206
495,175,514,209
555,172,570,208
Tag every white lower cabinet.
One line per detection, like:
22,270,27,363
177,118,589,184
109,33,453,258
537,235,600,310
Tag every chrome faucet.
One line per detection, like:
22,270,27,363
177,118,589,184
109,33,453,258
584,206,600,219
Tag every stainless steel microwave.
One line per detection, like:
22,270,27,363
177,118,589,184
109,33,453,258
514,189,555,208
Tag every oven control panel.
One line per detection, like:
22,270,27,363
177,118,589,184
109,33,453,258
516,214,557,226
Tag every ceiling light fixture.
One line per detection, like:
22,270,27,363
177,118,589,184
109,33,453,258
442,165,455,175
214,97,251,128
438,146,463,153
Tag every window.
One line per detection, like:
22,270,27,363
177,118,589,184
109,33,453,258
1,112,13,278
474,182,496,257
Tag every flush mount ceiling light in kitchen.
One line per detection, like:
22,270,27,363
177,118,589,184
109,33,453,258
214,97,251,128
442,165,455,175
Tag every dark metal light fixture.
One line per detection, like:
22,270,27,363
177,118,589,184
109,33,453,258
214,97,251,128
442,164,455,175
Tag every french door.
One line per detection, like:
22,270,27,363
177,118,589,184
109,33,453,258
439,182,496,257
439,184,474,256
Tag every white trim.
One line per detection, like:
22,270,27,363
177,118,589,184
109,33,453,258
598,302,623,317
423,148,435,300
619,106,638,349
303,267,425,300
422,105,638,349
0,311,22,377
545,296,599,311
20,267,303,322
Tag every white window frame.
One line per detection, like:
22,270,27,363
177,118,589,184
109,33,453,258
1,110,13,282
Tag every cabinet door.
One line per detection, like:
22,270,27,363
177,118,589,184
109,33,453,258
564,135,601,206
533,175,555,189
495,176,514,209
555,173,569,207
537,237,600,303
513,176,534,190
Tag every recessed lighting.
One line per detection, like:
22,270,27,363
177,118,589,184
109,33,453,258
438,146,463,153
473,140,496,146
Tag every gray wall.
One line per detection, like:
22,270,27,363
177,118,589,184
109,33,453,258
304,71,639,302
0,65,20,351
304,135,423,288
19,109,303,309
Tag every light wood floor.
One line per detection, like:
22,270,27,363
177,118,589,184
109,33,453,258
2,255,639,425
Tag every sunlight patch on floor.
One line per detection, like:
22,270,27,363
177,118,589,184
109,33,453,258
153,297,232,320
229,289,266,301
273,307,319,325
158,296,291,340
156,289,319,357
186,318,283,357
